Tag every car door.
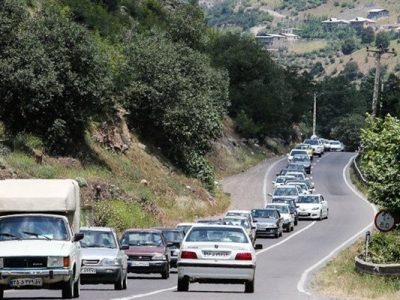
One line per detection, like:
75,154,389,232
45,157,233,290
320,196,328,216
275,211,282,233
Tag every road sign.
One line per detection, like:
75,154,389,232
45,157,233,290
374,210,397,232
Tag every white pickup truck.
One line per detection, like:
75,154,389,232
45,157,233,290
0,179,83,299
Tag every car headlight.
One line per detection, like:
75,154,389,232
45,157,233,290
152,254,166,261
47,256,64,268
312,207,320,210
0,258,3,268
102,258,121,266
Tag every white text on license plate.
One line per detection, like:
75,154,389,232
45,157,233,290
132,261,150,267
203,251,230,257
81,268,96,274
10,278,42,287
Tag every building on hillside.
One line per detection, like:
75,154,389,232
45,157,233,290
367,9,389,20
280,33,300,42
321,18,350,29
255,34,286,48
349,17,376,30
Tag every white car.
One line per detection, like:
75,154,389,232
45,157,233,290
222,216,256,245
225,210,256,229
266,203,294,232
272,175,296,188
329,140,344,152
296,194,329,220
287,149,308,162
304,139,324,157
177,224,262,293
176,223,195,236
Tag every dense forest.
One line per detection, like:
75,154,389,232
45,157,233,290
1,0,399,190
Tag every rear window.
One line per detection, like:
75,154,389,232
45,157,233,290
304,139,318,145
186,227,248,243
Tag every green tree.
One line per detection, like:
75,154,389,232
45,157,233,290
360,27,375,44
342,61,360,81
330,113,364,150
341,38,356,55
375,31,390,48
361,115,400,210
0,2,112,153
118,32,229,189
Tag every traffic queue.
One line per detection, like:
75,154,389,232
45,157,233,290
0,136,336,298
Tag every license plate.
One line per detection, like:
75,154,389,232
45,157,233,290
10,278,42,287
131,261,150,267
202,251,230,257
81,268,96,274
299,212,309,216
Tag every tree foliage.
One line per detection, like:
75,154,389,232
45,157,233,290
0,1,112,153
361,115,400,210
375,31,390,48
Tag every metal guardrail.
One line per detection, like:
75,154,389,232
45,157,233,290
352,153,369,185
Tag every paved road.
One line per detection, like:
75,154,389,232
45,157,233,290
5,152,375,300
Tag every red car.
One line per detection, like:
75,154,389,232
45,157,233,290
120,229,170,279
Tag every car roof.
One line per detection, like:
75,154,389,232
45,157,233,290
189,224,245,230
275,185,298,189
153,227,184,232
226,210,251,214
252,208,278,212
267,203,289,207
80,226,114,232
123,229,163,233
176,222,195,226
223,216,248,220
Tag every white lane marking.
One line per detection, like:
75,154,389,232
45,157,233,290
297,153,377,295
263,157,287,206
110,286,176,300
256,221,316,256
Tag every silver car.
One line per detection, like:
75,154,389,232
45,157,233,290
80,227,128,290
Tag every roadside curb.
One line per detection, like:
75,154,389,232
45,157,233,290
355,256,400,276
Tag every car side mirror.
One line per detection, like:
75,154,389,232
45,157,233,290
74,233,84,242
254,244,263,250
120,244,129,250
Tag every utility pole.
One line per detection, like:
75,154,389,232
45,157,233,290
312,92,317,136
366,45,396,117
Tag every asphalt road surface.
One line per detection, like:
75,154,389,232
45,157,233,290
5,152,375,300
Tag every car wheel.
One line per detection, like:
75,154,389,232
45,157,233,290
73,277,80,298
122,271,128,290
318,153,322,157
62,275,74,299
177,277,189,292
319,210,323,221
294,217,298,226
245,278,255,293
115,271,124,290
325,209,329,220
161,264,170,279
279,229,283,237
291,224,294,231
0,289,3,299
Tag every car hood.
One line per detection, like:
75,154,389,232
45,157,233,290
0,240,74,257
254,218,277,224
298,203,320,208
124,245,165,255
81,247,119,259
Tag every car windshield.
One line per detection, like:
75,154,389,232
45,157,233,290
287,173,305,180
121,232,163,246
291,150,306,155
162,230,184,243
292,155,309,162
80,230,117,248
273,199,293,208
296,144,308,149
304,139,318,145
274,187,297,196
176,225,192,234
267,205,289,213
0,216,69,241
226,212,249,218
186,227,248,243
223,218,250,228
252,209,276,218
298,196,320,204
332,141,340,145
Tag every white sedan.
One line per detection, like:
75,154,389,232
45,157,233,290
329,140,344,151
266,203,294,232
296,194,329,220
177,224,262,293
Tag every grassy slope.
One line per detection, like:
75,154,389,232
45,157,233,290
0,119,267,231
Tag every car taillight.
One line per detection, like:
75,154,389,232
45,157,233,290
235,252,252,260
180,251,197,259
63,257,70,268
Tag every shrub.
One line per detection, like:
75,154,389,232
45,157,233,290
368,231,400,263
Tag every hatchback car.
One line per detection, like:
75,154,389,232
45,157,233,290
297,194,329,220
154,228,185,268
287,149,308,163
270,185,301,202
120,229,170,279
177,225,261,293
80,227,128,290
265,203,294,232
251,208,283,238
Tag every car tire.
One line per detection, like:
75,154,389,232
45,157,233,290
115,271,124,290
122,272,128,290
245,279,255,293
291,224,294,231
279,230,283,237
73,277,80,298
319,210,323,221
318,153,322,157
294,217,298,226
177,277,189,292
161,265,170,279
62,275,74,299
0,289,3,299
326,209,329,220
